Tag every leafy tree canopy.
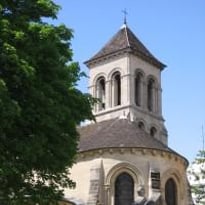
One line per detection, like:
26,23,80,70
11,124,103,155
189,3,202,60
188,150,205,205
0,0,93,204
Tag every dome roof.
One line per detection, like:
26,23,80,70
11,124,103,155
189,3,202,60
78,118,175,154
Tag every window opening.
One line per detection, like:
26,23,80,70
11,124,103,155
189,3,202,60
112,72,121,106
99,78,105,110
115,172,134,205
147,79,154,111
97,77,105,111
138,121,145,130
135,73,142,106
150,127,157,137
151,171,160,189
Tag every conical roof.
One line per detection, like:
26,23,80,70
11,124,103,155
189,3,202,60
85,24,165,69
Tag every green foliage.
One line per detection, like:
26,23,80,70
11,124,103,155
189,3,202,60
0,0,94,204
189,150,205,204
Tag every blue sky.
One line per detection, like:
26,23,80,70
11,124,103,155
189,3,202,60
52,0,205,163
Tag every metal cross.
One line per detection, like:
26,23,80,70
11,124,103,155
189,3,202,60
122,9,128,24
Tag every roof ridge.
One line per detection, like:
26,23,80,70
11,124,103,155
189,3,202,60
122,24,130,47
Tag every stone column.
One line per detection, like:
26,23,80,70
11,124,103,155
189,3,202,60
143,81,147,111
106,80,111,109
104,184,110,205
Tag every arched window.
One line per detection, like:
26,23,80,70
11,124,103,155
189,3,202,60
165,178,178,205
115,172,134,205
112,72,121,106
147,78,155,111
138,121,145,130
96,77,106,111
150,127,157,137
135,72,143,106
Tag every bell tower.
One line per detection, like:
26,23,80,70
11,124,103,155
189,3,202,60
85,23,167,144
64,19,192,205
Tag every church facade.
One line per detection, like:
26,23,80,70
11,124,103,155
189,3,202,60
61,23,193,205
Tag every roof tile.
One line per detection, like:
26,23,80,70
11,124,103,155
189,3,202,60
78,118,173,153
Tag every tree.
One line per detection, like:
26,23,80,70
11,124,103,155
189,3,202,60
0,0,93,204
188,150,205,205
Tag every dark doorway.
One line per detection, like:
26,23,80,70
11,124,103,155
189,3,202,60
115,172,134,205
165,178,177,205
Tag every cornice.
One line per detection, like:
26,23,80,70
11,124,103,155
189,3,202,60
85,47,165,70
77,147,188,167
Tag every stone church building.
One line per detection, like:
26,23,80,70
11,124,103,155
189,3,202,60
60,22,193,205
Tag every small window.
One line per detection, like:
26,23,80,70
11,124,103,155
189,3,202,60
150,127,157,137
138,121,145,130
151,171,160,189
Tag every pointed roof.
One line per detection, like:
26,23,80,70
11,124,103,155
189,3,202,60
85,24,166,69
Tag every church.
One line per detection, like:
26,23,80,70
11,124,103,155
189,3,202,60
60,20,193,205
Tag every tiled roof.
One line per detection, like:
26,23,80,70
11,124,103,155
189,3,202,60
85,24,165,69
78,118,174,153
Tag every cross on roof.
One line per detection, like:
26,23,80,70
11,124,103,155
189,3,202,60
122,9,128,25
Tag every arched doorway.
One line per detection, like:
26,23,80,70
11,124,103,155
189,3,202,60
165,178,178,205
115,172,134,205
